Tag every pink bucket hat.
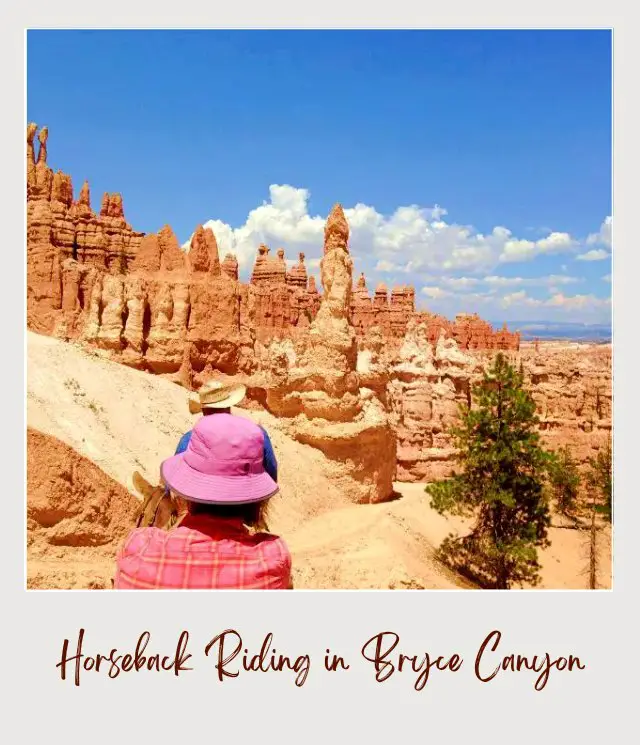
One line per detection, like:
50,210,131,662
161,414,278,504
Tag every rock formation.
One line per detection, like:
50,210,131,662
387,322,612,481
221,253,239,280
27,123,519,379
27,124,144,335
247,246,324,338
517,341,612,464
388,319,482,480
26,124,611,506
265,204,396,503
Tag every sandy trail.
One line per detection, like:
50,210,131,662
26,331,611,590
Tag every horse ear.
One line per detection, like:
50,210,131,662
132,470,155,498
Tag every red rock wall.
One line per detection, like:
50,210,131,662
27,123,519,386
388,327,611,482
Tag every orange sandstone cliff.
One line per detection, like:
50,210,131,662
26,123,610,486
27,123,519,377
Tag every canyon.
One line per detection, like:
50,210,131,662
27,331,611,590
27,123,520,380
26,123,612,588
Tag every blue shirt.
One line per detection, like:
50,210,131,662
174,424,278,482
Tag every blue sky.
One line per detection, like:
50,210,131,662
27,30,612,324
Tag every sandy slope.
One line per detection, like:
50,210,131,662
26,331,611,590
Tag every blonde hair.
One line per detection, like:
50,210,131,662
169,489,271,532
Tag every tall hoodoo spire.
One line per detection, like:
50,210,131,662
27,123,37,164
189,225,211,273
204,226,221,275
323,203,349,255
316,203,354,325
37,127,49,164
77,180,91,210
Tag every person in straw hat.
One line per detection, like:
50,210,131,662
175,380,277,482
115,413,292,589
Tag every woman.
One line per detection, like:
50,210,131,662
175,380,278,482
114,414,292,590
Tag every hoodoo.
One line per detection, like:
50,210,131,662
265,204,397,503
27,123,520,369
25,124,610,482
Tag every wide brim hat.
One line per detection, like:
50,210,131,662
161,413,278,505
188,381,247,415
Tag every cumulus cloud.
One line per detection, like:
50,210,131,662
602,273,611,283
374,259,400,272
483,274,581,288
577,248,610,262
546,293,612,311
501,290,541,308
439,276,482,290
421,286,452,299
498,232,577,263
182,184,325,270
188,183,608,279
586,216,612,249
495,290,610,312
421,285,611,324
416,274,582,293
186,184,610,323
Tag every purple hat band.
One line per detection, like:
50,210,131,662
161,413,278,505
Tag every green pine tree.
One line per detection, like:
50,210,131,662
427,353,551,589
546,446,581,519
586,441,613,522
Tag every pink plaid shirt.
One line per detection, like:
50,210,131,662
114,515,292,590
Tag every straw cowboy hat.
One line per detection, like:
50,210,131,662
161,414,278,504
188,380,247,414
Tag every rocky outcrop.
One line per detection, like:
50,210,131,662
386,323,611,481
247,246,322,338
27,124,144,334
517,342,612,464
265,204,396,503
388,320,482,481
26,124,610,503
221,253,239,280
27,122,519,387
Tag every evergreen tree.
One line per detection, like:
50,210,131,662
427,353,551,589
546,446,581,519
586,441,613,522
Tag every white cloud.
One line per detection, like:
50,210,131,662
546,293,611,311
498,232,577,263
186,184,609,325
501,290,541,308
439,276,482,290
602,273,611,283
182,184,325,270
421,286,451,299
495,290,610,313
587,216,612,249
189,183,609,276
374,259,400,272
483,274,580,288
577,248,610,262
421,274,582,292
418,284,610,323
